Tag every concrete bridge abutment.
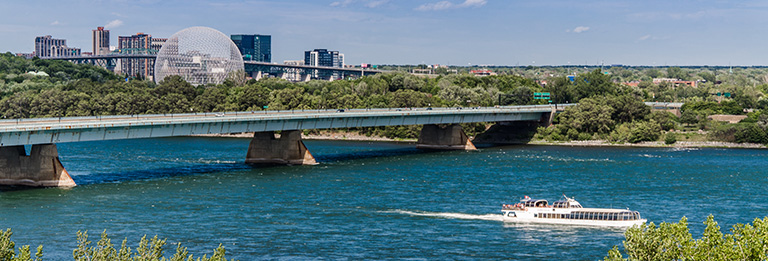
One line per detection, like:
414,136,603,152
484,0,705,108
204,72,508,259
416,124,477,150
245,130,318,165
0,144,76,187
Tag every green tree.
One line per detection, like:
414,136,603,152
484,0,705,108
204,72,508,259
606,215,768,260
72,230,231,261
0,228,42,261
606,95,651,124
558,97,615,134
698,71,716,83
666,67,688,80
391,89,430,108
628,120,662,143
644,68,662,79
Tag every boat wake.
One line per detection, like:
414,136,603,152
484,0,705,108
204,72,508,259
384,209,504,222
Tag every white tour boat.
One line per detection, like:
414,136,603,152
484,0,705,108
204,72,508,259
501,195,646,227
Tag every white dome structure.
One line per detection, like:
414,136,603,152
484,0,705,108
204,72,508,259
154,26,244,86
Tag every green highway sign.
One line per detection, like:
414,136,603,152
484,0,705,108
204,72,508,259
534,92,551,100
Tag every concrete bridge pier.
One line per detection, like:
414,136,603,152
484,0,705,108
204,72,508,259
541,107,556,126
245,130,318,165
416,124,477,150
0,144,76,187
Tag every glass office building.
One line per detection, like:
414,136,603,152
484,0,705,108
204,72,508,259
231,34,271,62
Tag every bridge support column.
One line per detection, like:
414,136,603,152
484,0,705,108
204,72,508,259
246,131,318,165
0,144,76,187
416,124,477,150
541,107,556,126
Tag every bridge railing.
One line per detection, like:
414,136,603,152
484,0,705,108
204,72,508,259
0,104,575,128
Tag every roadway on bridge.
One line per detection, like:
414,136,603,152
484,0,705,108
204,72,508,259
0,105,558,132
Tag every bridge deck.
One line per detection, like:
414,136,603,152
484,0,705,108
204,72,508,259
0,105,561,146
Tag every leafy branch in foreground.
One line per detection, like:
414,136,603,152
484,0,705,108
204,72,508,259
0,228,232,261
605,215,768,260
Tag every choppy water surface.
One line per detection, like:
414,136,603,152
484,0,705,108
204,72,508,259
1,137,767,260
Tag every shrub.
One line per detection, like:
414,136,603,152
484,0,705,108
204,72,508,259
0,228,231,261
606,215,768,260
608,123,631,143
628,120,662,143
664,132,677,144
734,123,768,144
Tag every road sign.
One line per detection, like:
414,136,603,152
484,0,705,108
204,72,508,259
534,92,551,100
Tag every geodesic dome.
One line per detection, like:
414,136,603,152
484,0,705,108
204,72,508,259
154,26,244,86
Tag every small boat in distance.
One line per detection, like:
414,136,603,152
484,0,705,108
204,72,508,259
501,195,646,227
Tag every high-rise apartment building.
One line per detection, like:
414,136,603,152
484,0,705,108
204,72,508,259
34,35,81,58
304,49,344,79
92,27,110,56
117,33,163,79
231,34,271,62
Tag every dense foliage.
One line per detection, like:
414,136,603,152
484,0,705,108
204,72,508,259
605,215,768,260
0,229,230,261
534,70,677,143
0,52,545,139
4,52,768,142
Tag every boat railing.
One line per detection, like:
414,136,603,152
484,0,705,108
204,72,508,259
502,204,526,210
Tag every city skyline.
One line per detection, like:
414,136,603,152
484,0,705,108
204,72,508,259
2,0,768,66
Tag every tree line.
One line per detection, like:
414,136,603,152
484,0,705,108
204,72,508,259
4,52,768,143
1,229,231,261
605,215,768,260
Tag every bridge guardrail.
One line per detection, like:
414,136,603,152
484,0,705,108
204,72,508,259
0,104,576,132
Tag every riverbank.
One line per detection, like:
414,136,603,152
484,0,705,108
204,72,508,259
196,132,765,149
527,140,767,149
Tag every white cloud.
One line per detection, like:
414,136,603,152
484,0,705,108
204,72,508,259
459,0,487,7
330,0,355,7
638,34,651,41
416,0,486,11
105,19,124,29
568,26,590,33
366,0,388,8
50,20,60,26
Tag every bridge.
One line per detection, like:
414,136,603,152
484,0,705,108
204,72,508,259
0,105,561,188
42,55,384,81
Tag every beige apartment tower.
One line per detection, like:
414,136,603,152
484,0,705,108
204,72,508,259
92,27,110,56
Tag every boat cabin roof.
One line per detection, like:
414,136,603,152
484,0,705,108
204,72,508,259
518,195,583,208
520,198,548,207
553,196,583,208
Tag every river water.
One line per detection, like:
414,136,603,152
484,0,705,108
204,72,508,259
1,137,767,260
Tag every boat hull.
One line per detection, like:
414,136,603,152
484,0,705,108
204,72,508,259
501,216,646,228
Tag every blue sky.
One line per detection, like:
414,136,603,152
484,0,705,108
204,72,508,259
1,0,767,66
